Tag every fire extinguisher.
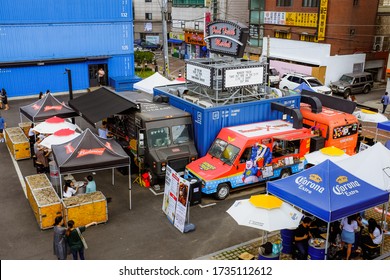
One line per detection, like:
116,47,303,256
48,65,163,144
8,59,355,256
141,172,151,188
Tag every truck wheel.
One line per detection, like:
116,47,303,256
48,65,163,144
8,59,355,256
363,86,371,94
280,169,291,179
215,183,230,200
343,89,351,99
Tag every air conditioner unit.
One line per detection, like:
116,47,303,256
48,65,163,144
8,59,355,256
183,95,199,104
198,100,213,108
373,43,382,51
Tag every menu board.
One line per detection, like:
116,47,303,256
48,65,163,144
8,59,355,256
162,165,179,223
173,178,190,233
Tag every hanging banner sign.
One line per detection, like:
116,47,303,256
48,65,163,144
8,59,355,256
205,20,249,58
317,0,328,41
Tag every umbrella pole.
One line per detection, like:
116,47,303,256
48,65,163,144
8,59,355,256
324,222,330,260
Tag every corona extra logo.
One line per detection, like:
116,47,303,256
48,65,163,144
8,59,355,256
309,174,322,183
77,148,105,158
227,136,235,142
199,162,216,171
336,176,348,184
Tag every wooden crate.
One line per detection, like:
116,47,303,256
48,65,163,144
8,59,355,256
19,122,32,137
25,174,52,202
62,191,108,227
27,185,62,230
6,131,31,160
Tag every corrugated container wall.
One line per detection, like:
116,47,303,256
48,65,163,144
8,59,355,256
0,0,136,97
0,23,133,62
154,88,301,157
0,0,131,23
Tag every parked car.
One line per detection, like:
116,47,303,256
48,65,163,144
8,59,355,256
279,73,332,95
330,72,374,98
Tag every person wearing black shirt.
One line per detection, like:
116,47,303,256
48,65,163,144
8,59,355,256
294,217,312,260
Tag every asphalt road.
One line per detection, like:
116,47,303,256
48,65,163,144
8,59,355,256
1,83,388,260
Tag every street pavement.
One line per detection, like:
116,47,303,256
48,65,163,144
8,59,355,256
1,80,389,261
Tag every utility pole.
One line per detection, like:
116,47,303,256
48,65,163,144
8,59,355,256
212,0,218,21
162,0,170,78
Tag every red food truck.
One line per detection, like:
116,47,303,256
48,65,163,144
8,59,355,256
184,119,314,199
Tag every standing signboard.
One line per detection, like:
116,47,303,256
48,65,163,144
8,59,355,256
173,178,190,233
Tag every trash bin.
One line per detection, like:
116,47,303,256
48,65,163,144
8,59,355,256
49,161,60,189
188,179,202,206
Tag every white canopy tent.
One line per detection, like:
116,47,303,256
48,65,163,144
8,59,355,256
133,73,184,94
336,142,390,192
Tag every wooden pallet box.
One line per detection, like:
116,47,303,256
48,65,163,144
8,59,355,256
26,174,62,230
19,122,32,137
5,128,31,160
62,191,108,227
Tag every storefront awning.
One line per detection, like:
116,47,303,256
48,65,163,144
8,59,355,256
272,26,291,32
68,87,137,126
168,38,184,44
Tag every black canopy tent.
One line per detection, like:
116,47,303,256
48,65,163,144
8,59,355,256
19,93,79,122
68,87,136,126
51,128,132,209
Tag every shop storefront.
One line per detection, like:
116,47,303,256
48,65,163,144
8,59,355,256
168,32,185,59
184,30,208,59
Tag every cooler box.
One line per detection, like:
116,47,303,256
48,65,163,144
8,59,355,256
62,191,108,227
25,174,62,230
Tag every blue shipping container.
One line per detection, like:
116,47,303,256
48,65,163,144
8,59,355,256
0,23,134,62
154,88,301,157
0,0,131,24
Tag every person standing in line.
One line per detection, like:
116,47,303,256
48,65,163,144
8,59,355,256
53,216,68,260
98,67,105,86
28,123,36,156
66,220,97,260
381,92,389,114
1,88,9,110
98,120,112,139
0,113,6,143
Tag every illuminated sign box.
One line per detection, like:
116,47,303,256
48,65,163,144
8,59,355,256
205,20,249,58
223,66,264,89
186,62,213,88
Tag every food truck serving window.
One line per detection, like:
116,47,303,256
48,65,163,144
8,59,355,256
332,123,358,139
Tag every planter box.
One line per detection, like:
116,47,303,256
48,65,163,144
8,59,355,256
62,191,108,227
5,127,31,160
25,174,62,230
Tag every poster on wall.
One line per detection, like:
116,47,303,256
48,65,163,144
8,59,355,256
173,178,190,233
162,165,180,223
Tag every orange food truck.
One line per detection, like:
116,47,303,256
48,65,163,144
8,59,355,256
184,120,314,199
300,103,359,155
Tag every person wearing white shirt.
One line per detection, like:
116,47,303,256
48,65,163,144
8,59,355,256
63,180,79,198
340,214,359,260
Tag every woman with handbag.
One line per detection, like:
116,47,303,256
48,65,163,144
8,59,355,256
66,220,97,260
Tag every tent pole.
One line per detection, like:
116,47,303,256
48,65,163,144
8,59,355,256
59,174,63,199
129,165,132,210
324,222,330,260
380,202,389,254
112,168,114,186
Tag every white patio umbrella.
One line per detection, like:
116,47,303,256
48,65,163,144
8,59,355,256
353,109,388,123
34,116,79,134
40,128,80,149
226,197,303,233
304,146,350,166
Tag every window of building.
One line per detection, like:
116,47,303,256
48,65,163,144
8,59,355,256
173,0,204,7
383,0,390,6
353,0,359,5
299,34,317,42
277,0,292,6
274,31,291,39
145,13,152,20
302,0,319,7
145,0,152,2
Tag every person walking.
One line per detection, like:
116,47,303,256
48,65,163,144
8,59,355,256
53,216,68,260
66,220,97,260
1,88,9,110
98,68,105,86
381,92,389,114
0,113,6,143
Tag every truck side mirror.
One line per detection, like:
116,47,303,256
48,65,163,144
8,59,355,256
138,130,145,156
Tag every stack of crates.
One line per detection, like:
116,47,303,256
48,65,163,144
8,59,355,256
18,122,32,137
5,127,31,160
25,174,62,230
